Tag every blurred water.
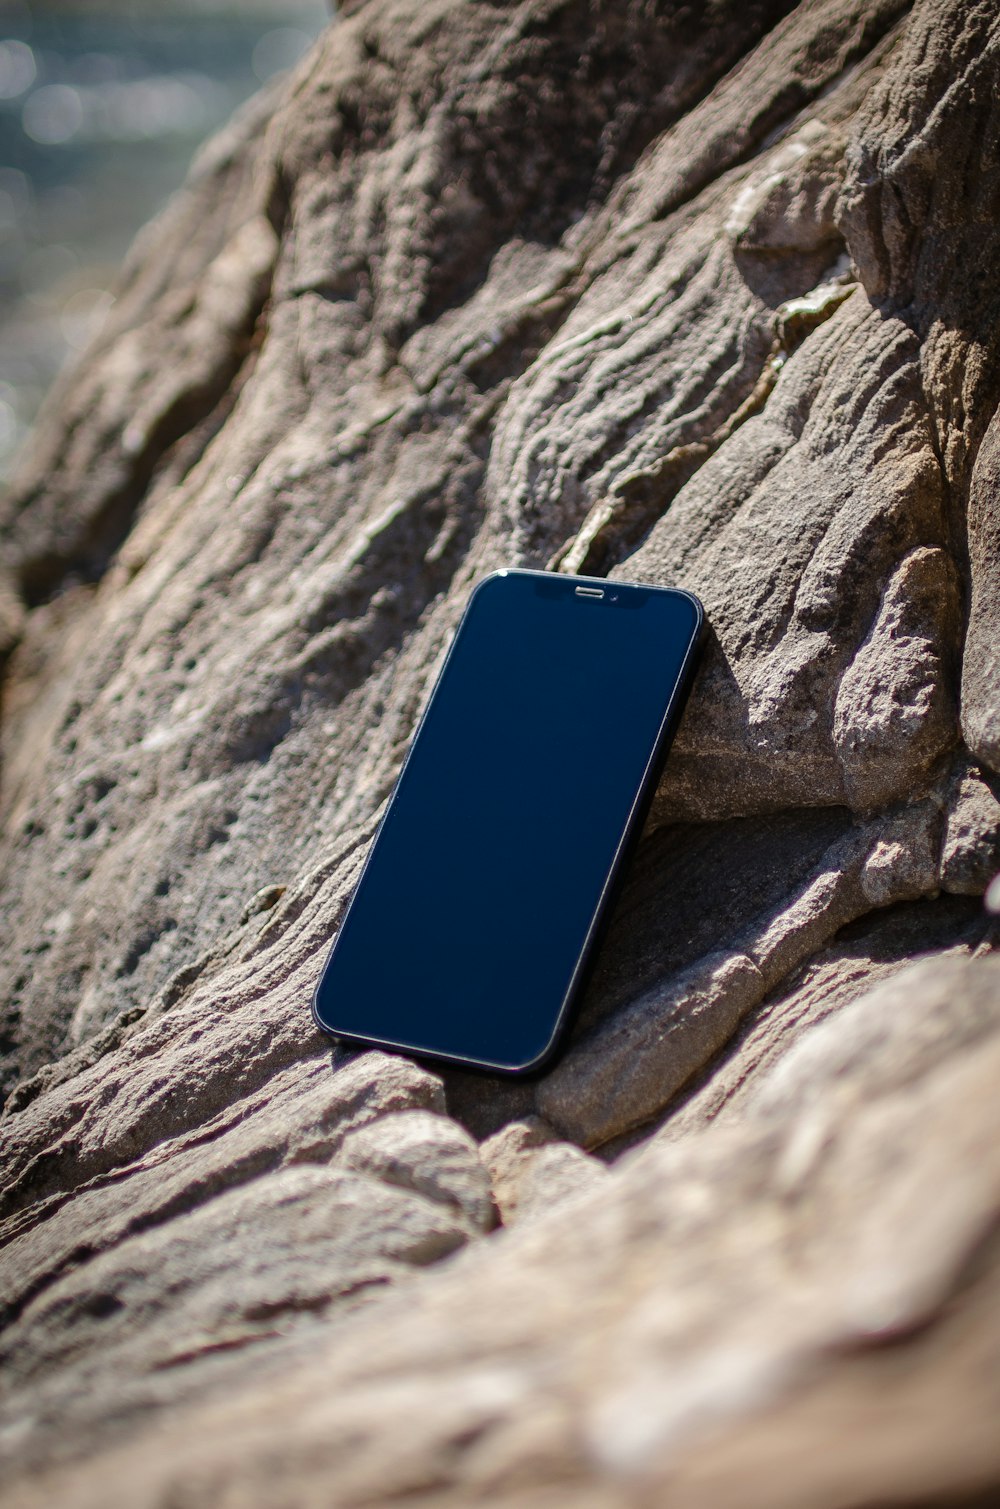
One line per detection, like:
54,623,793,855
0,0,329,480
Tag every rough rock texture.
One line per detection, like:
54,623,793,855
1,0,1000,1503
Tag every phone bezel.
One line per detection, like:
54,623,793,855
311,568,704,1075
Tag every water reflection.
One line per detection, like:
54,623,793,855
0,0,329,479
0,37,37,97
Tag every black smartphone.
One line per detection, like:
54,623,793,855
312,569,703,1074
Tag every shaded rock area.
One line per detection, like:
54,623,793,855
1,0,999,1503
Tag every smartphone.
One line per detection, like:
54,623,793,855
312,569,703,1074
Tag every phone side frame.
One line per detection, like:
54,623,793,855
310,569,706,1075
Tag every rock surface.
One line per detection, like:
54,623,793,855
1,0,999,1503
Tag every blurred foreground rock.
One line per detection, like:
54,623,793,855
1,0,999,1503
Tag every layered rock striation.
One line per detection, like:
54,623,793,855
1,0,999,1503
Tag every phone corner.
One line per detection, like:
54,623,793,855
308,973,334,1041
500,1028,567,1079
677,586,706,636
468,567,513,601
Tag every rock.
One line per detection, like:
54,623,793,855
0,1051,447,1333
962,404,1000,775
627,290,952,821
335,1109,494,1233
745,953,1000,1124
480,1116,558,1225
5,955,1000,1505
0,1163,473,1462
0,99,282,603
539,950,764,1148
481,1116,607,1225
659,891,994,1142
832,545,959,810
0,0,929,1095
1,0,999,1504
537,805,942,1147
940,756,1000,895
508,1141,610,1225
0,569,23,666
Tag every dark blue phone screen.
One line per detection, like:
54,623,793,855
313,571,701,1071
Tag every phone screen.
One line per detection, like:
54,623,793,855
313,570,702,1072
